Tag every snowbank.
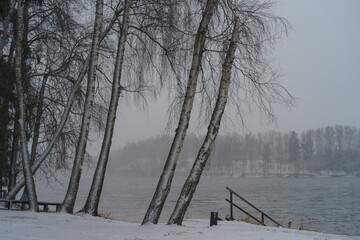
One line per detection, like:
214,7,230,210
0,210,359,240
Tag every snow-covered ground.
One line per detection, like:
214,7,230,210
0,210,359,240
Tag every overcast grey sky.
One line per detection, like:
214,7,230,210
99,0,360,152
272,0,360,131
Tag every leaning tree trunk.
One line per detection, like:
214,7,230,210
14,0,39,212
18,2,31,202
142,0,219,225
168,17,240,225
5,8,121,201
61,0,104,214
79,0,131,216
8,108,19,196
20,75,47,201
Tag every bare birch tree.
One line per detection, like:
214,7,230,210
61,0,104,213
14,0,39,211
5,3,123,201
20,74,47,201
167,17,240,224
142,0,220,224
79,0,131,216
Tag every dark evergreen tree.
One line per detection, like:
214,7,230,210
300,130,314,171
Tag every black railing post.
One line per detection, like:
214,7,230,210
230,192,233,220
210,212,218,226
261,213,264,225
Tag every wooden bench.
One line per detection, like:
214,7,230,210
0,199,62,212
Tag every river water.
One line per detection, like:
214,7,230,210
36,174,360,236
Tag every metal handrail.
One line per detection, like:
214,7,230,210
226,187,283,227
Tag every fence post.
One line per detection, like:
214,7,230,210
210,212,218,226
261,213,264,224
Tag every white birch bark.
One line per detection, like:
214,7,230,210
168,17,240,225
8,109,19,195
142,0,219,224
5,8,121,201
14,0,39,212
80,0,131,216
20,75,47,201
61,0,104,214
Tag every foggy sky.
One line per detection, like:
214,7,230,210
96,0,360,153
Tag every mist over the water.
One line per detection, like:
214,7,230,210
94,0,360,154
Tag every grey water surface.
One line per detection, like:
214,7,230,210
36,175,360,236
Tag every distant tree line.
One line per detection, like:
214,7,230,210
109,134,201,177
111,125,360,177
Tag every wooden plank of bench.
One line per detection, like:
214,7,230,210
0,199,62,212
38,201,62,212
1,200,28,210
38,201,62,206
0,199,13,210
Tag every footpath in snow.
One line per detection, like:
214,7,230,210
0,210,359,240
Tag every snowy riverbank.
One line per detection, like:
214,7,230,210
0,210,359,240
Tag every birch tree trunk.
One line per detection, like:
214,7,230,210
61,0,104,214
8,109,19,195
79,0,131,216
29,75,48,167
168,17,240,225
142,0,219,225
20,75,48,201
5,8,121,201
14,0,39,212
